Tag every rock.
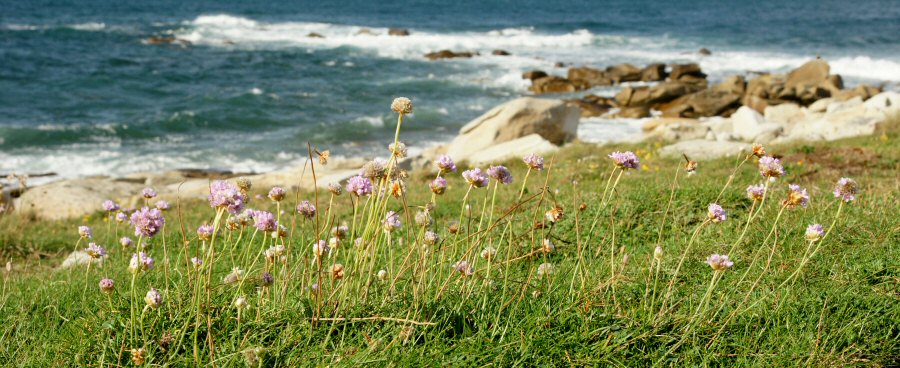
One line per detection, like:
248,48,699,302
668,63,706,81
640,63,667,82
808,98,834,113
356,28,374,35
530,76,579,94
825,96,863,114
445,97,580,161
658,140,750,160
522,70,548,81
565,95,614,118
834,84,882,101
783,59,830,100
616,106,650,119
862,91,899,112
567,67,612,87
781,101,884,142
730,106,783,142
554,62,565,68
424,50,478,60
388,28,410,36
306,32,325,38
491,49,511,56
658,76,746,118
615,81,706,107
642,117,700,132
743,74,790,113
17,178,144,220
698,48,712,56
606,63,643,83
644,118,710,141
764,103,805,125
464,134,559,166
59,251,105,270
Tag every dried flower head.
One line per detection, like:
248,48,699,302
453,260,474,277
130,348,146,365
706,254,734,271
84,243,106,259
144,288,162,309
654,245,664,262
317,149,330,165
102,200,120,212
233,296,248,310
360,159,387,180
312,240,330,258
346,175,374,196
197,225,214,241
268,187,287,202
751,143,766,157
389,142,408,158
331,263,345,280
119,236,133,248
383,211,402,233
545,205,564,223
413,211,432,227
537,263,555,278
707,203,727,223
327,182,343,196
99,278,115,294
78,225,93,239
746,184,766,202
236,177,252,193
447,221,460,234
296,201,317,219
523,153,544,170
223,267,244,285
128,252,154,274
389,179,406,198
784,184,810,208
683,154,698,175
424,231,439,246
833,177,858,202
142,187,157,199
608,151,640,169
462,168,489,188
243,347,265,367
391,97,413,114
480,246,497,261
541,238,555,254
758,156,785,179
377,269,388,282
331,225,349,240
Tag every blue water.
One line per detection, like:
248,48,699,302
2,0,899,181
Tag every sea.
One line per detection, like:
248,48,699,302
2,0,899,183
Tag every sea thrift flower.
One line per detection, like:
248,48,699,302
608,151,640,169
130,207,166,237
706,254,734,271
115,212,128,223
523,153,544,170
377,269,388,282
327,182,342,196
487,165,513,184
259,272,274,287
84,243,106,259
102,200,120,212
833,177,858,202
391,97,413,114
751,143,766,157
268,187,286,202
746,184,766,201
236,177,252,193
430,177,447,195
481,246,497,261
447,221,460,234
424,231,439,246
383,211,402,233
331,264,345,280
435,155,458,174
208,180,247,214
360,159,387,180
155,200,170,211
413,211,432,227
99,278,115,294
453,260,474,277
142,187,157,199
190,257,202,268
785,184,810,208
296,200,317,219
78,226,93,239
541,238,555,254
144,288,162,309
707,203,727,223
537,263,555,278
758,156,785,179
120,237,133,248
128,252,154,273
331,225,349,240
389,142,408,158
806,224,825,241
345,175,373,196
312,240,329,258
234,296,248,310
462,168,489,188
223,267,244,285
197,225,214,241
251,211,277,232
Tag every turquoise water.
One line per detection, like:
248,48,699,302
2,0,898,180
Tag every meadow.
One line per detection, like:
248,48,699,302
0,99,898,367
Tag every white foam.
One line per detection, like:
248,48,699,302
68,22,106,31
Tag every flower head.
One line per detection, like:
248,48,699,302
462,168,489,188
208,180,248,214
190,257,202,268
805,224,825,242
327,182,343,196
102,200,120,212
115,212,128,223
250,210,278,232
377,269,388,282
389,179,406,198
537,263,555,278
430,177,447,195
545,205,564,223
453,260,474,277
706,254,734,271
197,225,215,241
480,246,497,261
758,156,785,179
99,278,115,294
119,237,133,249
84,243,106,259
751,143,766,157
523,153,544,170
296,201,317,219
654,245,663,262
424,231,439,246
707,203,727,223
144,288,162,309
154,200,170,211
389,142,408,158
391,97,413,114
608,151,640,169
312,239,330,258
541,238,555,254
346,175,373,196
142,187,157,199
383,211,402,233
785,184,810,208
331,225,349,240
78,225,93,239
236,177,252,193
331,264,345,280
487,165,513,185
683,154,698,175
746,184,766,201
130,207,166,237
268,187,287,202
435,155,457,174
833,177,858,202
360,159,387,180
223,267,244,285
128,252,154,273
234,296,248,310
259,272,274,287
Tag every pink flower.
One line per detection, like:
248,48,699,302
608,151,639,169
706,254,734,271
833,177,858,202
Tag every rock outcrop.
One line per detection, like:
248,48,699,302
387,28,410,36
424,50,478,60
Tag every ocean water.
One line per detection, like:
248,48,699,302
2,0,898,182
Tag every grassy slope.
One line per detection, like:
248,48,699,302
0,118,898,367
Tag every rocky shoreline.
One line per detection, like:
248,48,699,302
2,58,897,221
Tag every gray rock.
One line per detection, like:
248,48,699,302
658,140,750,160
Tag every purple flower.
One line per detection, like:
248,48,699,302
383,211,402,233
155,200,170,211
758,156,785,178
462,168,489,188
487,165,513,185
84,243,107,259
197,225,215,241
142,187,157,199
128,252,154,273
805,224,824,241
345,175,373,197
190,257,202,268
119,237,133,248
833,177,858,202
208,180,248,214
707,203,727,223
102,200,120,212
296,201,317,219
608,151,640,170
268,187,287,202
435,155,457,174
424,231,439,246
746,184,766,201
78,226,93,239
430,177,447,195
259,272,274,287
99,278,115,293
523,153,544,170
144,288,162,309
251,211,278,232
115,212,128,223
706,254,734,271
785,184,810,208
453,260,474,277
130,207,166,238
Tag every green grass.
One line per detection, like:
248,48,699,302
1,120,898,367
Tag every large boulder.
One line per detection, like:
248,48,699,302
565,95,615,118
743,74,790,113
17,178,144,220
660,76,746,118
464,134,559,166
780,59,830,103
567,67,612,87
445,97,580,161
658,140,750,160
530,76,580,94
764,103,805,125
643,118,710,141
640,63,667,82
668,63,707,81
731,106,784,142
615,81,706,107
616,106,651,119
780,98,886,142
606,63,643,83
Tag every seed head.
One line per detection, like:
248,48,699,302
541,238,555,254
480,246,497,261
223,267,244,285
424,231,439,246
389,142,408,158
391,97,413,114
331,264,345,280
453,260,474,277
377,269,388,282
312,240,330,258
234,296,248,310
327,182,343,196
545,205,564,223
653,245,663,262
236,177,252,193
537,263,555,278
751,143,766,157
